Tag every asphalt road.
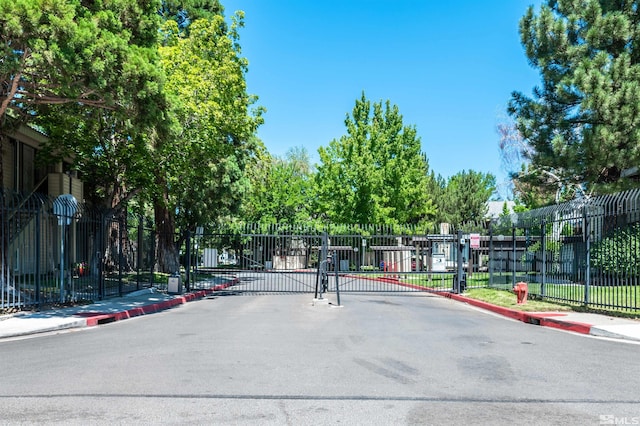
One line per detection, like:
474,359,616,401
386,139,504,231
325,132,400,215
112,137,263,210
1,291,639,425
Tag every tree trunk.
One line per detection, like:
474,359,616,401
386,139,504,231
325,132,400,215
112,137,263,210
154,185,179,274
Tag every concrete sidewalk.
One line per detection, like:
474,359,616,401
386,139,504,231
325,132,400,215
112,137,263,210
1,280,639,342
0,278,238,340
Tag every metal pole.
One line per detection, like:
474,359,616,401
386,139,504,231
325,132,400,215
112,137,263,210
334,250,341,306
456,230,463,294
137,216,143,290
584,208,590,306
314,263,321,299
98,213,105,300
541,220,546,297
185,229,191,292
118,220,124,297
512,226,517,288
488,223,493,287
60,223,65,303
35,210,41,306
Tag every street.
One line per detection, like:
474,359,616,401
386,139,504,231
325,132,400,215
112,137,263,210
1,291,638,425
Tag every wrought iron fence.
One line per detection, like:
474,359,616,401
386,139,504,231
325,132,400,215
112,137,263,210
490,188,640,312
161,222,493,295
0,190,152,309
5,186,639,313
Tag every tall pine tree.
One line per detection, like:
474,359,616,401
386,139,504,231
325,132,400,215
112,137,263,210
509,0,640,197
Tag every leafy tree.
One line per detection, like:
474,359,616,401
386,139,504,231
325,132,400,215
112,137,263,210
509,0,640,197
0,0,112,119
0,0,163,191
241,146,314,224
315,93,436,225
153,13,263,272
438,170,496,227
31,1,167,210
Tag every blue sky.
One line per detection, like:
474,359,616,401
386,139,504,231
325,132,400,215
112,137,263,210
223,0,543,198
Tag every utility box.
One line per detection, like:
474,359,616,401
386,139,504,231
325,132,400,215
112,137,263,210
168,274,181,294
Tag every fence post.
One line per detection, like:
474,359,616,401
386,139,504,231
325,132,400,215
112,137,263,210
185,229,191,292
583,207,590,306
512,226,517,288
150,229,156,288
98,212,105,300
35,209,41,306
488,223,493,287
334,249,341,306
118,219,124,297
456,230,463,294
137,216,143,291
541,219,546,298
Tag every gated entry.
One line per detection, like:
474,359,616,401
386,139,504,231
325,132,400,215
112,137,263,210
187,224,475,295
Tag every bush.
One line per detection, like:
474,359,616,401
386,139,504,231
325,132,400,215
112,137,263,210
591,223,640,274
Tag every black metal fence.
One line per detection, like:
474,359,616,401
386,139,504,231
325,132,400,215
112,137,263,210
489,188,640,312
3,186,640,312
0,190,153,308
171,222,490,295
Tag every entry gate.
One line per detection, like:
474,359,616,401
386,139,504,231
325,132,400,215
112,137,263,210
187,224,475,295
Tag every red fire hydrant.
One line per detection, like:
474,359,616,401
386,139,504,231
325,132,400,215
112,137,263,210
513,282,528,304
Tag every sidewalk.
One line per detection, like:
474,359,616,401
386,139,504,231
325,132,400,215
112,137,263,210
0,278,238,340
1,280,639,342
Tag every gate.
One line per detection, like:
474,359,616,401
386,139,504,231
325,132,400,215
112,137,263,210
185,224,479,295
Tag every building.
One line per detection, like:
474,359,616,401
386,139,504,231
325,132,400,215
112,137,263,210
2,122,83,200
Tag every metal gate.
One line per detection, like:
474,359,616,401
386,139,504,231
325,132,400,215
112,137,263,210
185,224,475,295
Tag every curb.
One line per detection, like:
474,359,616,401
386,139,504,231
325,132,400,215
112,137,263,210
74,279,239,327
343,275,597,336
437,291,592,335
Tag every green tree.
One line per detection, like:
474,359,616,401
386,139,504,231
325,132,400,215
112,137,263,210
509,0,640,197
315,93,436,225
0,0,163,191
241,146,314,224
31,0,166,210
438,170,496,227
153,14,263,272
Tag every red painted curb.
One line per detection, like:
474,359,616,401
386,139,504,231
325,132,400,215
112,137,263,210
534,316,592,334
436,291,592,335
79,278,239,327
344,274,594,335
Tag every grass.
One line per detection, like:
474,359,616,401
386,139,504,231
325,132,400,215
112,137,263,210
462,287,640,319
462,288,576,312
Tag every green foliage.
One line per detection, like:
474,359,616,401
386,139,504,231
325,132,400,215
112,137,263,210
509,1,640,197
157,12,263,236
21,0,166,209
591,223,640,275
241,146,314,224
0,0,162,120
437,170,496,227
314,92,436,225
